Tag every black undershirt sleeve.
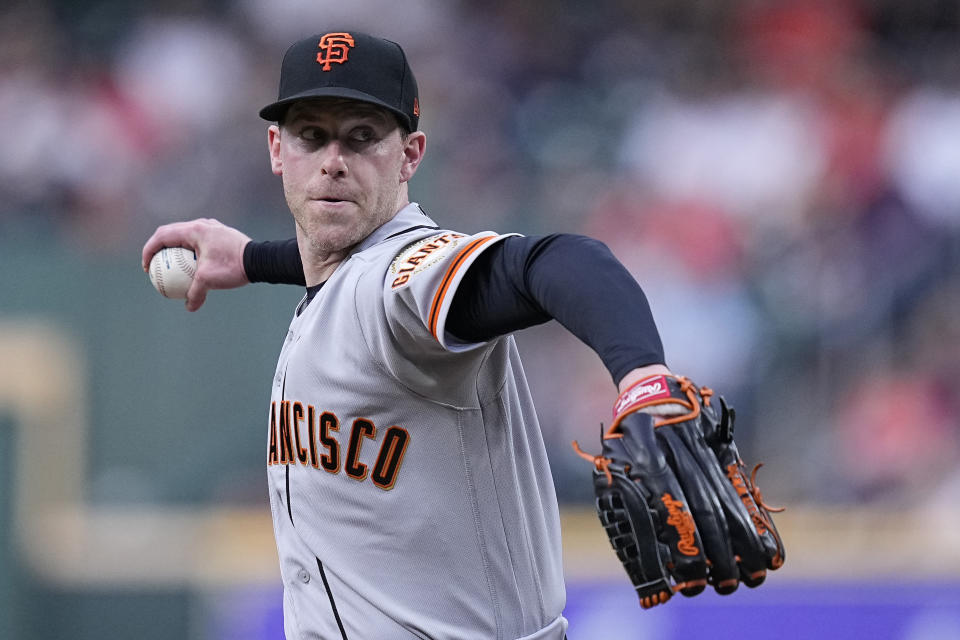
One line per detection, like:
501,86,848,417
244,239,306,286
447,234,665,385
243,233,665,384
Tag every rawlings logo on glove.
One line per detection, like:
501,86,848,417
613,376,672,415
661,493,699,556
573,375,785,609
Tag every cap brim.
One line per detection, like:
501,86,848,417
259,87,408,125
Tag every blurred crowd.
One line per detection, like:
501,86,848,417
2,0,959,507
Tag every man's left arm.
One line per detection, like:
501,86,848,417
446,233,786,608
445,233,668,387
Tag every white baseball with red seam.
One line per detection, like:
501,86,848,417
148,247,197,299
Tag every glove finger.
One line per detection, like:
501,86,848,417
702,399,786,573
740,564,766,588
647,474,708,597
613,413,708,597
724,460,786,576
677,418,773,589
657,426,739,595
592,468,677,608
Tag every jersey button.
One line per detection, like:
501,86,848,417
297,569,310,584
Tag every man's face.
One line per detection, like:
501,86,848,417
268,98,423,256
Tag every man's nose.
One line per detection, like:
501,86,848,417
320,141,348,177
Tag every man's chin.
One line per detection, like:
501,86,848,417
303,226,363,255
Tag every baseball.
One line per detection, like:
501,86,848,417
148,247,197,299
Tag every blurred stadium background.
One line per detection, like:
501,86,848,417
2,0,960,637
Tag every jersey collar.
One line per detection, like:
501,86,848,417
352,203,438,255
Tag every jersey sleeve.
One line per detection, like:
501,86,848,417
384,230,519,352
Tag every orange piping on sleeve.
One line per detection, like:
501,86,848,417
428,236,497,340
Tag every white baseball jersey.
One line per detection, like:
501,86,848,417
267,203,568,639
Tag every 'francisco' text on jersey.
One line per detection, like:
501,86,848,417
267,400,410,491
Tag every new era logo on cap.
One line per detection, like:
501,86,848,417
259,30,420,131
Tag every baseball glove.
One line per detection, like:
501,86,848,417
572,374,784,609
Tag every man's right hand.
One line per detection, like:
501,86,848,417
142,218,253,311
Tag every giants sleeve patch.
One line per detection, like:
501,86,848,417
389,232,466,289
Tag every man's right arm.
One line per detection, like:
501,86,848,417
141,218,296,311
142,225,665,387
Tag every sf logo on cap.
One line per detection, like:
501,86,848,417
316,32,355,71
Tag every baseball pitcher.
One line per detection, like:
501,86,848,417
142,30,784,640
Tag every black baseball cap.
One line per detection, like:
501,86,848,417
259,31,420,130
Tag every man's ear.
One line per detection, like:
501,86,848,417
399,131,426,183
268,125,283,176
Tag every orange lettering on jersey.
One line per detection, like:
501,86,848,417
390,233,465,289
268,402,279,465
307,405,319,468
278,400,294,464
316,33,355,71
318,411,342,473
662,493,699,556
371,426,410,490
269,400,412,490
344,418,377,481
292,402,309,464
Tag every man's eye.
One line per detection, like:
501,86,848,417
350,128,375,143
299,127,325,142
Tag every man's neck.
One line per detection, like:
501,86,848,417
301,251,348,286
296,229,350,286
